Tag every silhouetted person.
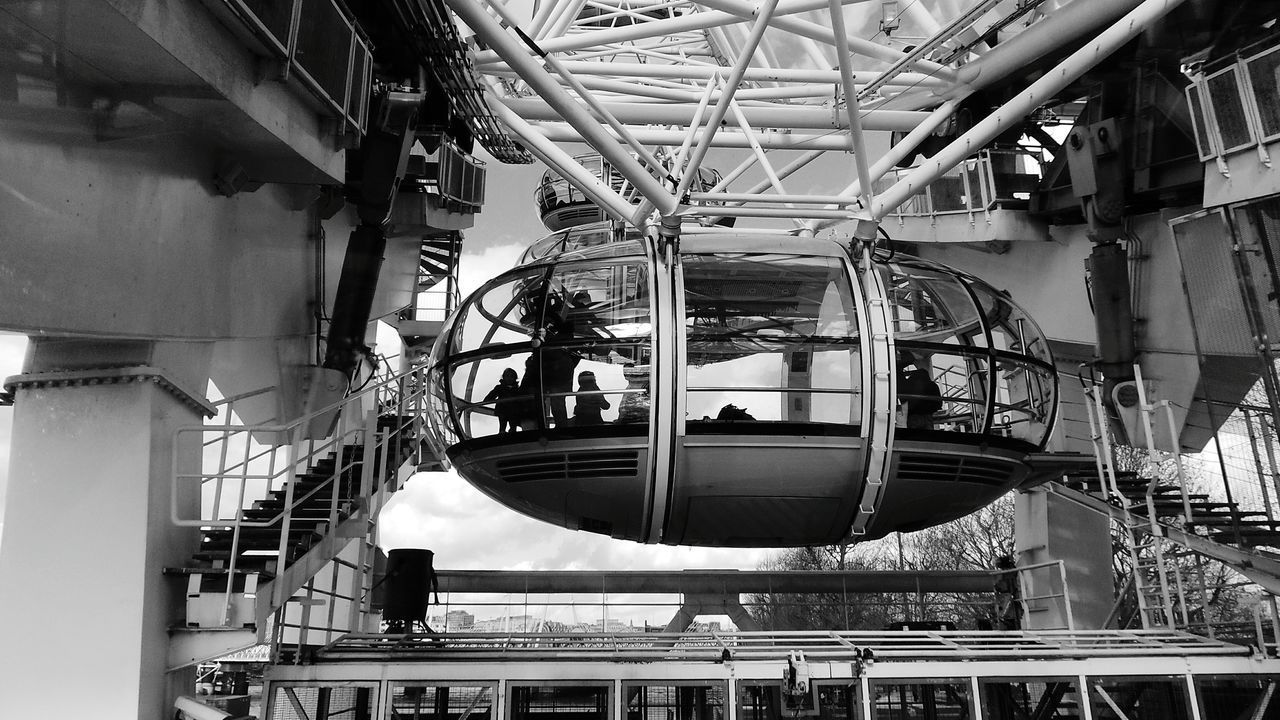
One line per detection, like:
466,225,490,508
540,295,580,428
994,554,1021,630
484,367,522,433
898,351,942,429
572,370,610,425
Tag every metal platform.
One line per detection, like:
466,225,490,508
312,629,1250,663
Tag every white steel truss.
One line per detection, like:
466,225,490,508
444,0,1192,235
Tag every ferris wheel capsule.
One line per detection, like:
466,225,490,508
423,222,1057,547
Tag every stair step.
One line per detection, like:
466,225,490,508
201,525,325,543
200,534,321,553
1190,516,1276,527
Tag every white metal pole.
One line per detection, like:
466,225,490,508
870,0,1191,220
538,0,590,40
728,100,805,229
475,0,871,65
519,61,948,87
672,74,719,175
533,123,883,149
702,149,827,224
948,0,1148,97
501,98,930,130
827,0,874,210
673,0,784,202
488,98,638,222
527,0,560,37
696,0,958,80
449,0,678,214
811,98,959,232
729,101,787,197
540,52,670,178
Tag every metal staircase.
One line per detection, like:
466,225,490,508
166,363,430,668
1047,369,1280,644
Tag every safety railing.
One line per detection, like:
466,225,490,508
1014,559,1076,631
1070,368,1280,638
391,576,1041,635
172,360,430,627
1186,38,1280,166
880,148,1044,222
200,0,372,138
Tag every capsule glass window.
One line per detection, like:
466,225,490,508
683,253,861,428
884,261,993,434
451,269,550,355
970,282,1055,444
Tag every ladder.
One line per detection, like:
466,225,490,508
1081,374,1177,628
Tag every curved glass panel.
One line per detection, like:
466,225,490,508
520,229,570,264
451,269,549,355
433,260,653,440
968,282,1056,445
449,351,536,439
519,223,643,265
884,260,990,434
683,253,861,430
883,261,984,346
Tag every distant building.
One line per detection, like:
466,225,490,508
428,610,474,631
589,618,635,633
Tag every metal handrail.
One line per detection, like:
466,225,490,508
1013,558,1076,631
883,148,1045,220
172,361,431,627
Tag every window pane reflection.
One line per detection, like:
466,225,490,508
453,270,548,355
683,254,861,428
883,262,984,346
448,344,651,438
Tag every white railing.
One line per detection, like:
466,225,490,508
880,148,1045,222
1186,40,1280,166
1014,558,1077,631
172,361,430,626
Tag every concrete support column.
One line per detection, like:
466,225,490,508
0,339,214,720
663,592,761,632
1015,487,1114,629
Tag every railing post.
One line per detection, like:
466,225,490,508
1244,409,1278,525
1157,401,1193,525
272,424,307,612
1057,560,1076,631
360,409,378,506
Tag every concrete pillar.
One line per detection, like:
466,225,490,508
0,339,214,720
1015,487,1115,629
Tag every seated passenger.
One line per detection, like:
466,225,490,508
715,403,756,422
572,370,610,425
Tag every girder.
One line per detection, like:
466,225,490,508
442,0,1196,232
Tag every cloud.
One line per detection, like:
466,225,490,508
458,242,528,297
378,470,771,572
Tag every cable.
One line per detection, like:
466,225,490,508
874,224,898,261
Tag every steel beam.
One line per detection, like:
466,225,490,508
435,569,998,594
